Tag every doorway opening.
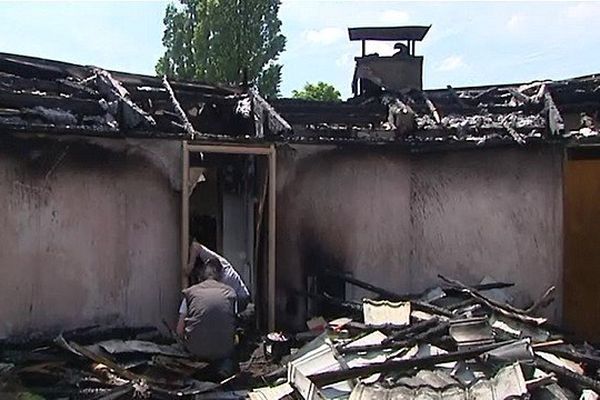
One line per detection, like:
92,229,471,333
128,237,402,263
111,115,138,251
181,142,277,330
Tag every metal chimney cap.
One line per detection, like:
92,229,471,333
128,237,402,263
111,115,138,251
348,26,431,42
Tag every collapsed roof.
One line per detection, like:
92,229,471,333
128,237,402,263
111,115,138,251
1,52,599,151
0,52,289,140
271,75,600,150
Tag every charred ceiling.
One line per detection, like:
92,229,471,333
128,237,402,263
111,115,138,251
271,75,600,150
1,52,600,151
0,52,290,140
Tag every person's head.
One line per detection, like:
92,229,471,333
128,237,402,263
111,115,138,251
189,255,206,285
202,258,223,281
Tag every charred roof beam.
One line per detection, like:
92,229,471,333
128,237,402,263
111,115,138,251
162,76,197,139
545,91,565,136
93,68,156,131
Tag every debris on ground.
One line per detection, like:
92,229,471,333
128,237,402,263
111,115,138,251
253,274,600,400
2,274,600,400
0,324,277,399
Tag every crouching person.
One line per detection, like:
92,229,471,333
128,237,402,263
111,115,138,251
177,258,237,376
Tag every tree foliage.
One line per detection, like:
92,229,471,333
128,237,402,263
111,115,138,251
156,0,286,98
292,82,342,102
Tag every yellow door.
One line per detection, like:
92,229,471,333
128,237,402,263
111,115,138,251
564,154,600,341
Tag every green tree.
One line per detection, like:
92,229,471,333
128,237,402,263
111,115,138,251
156,0,286,98
292,82,342,102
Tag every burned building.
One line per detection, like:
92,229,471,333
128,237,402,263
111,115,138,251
0,52,285,338
1,24,600,345
269,26,600,341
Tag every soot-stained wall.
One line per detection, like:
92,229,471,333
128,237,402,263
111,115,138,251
276,144,563,328
276,145,413,328
0,135,181,338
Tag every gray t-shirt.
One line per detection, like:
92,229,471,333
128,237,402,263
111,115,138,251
182,279,236,360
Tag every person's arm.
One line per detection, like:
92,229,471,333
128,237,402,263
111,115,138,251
222,265,250,312
176,315,186,338
186,241,201,277
176,299,188,337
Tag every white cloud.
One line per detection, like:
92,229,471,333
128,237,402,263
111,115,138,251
335,52,354,67
567,2,600,19
302,27,345,45
437,55,466,72
379,10,410,24
507,14,525,33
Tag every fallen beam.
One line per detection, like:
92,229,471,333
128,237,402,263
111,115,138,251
438,274,547,325
310,340,514,387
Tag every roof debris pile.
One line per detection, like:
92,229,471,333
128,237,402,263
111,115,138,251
252,275,600,400
0,326,244,399
272,74,600,148
1,276,600,400
0,52,260,138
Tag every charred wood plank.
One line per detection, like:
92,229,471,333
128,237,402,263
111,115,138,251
0,90,103,115
422,92,442,123
535,357,600,393
310,340,513,386
319,269,454,317
94,69,155,130
339,320,449,354
162,76,196,138
438,275,547,325
251,89,292,137
525,286,556,315
382,317,441,344
0,74,99,99
545,92,565,136
545,348,600,369
0,56,70,80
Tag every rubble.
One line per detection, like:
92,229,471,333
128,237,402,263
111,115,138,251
252,275,600,400
2,274,600,399
0,325,275,399
0,52,289,140
271,73,600,149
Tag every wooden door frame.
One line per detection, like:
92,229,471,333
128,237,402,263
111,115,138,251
181,141,277,330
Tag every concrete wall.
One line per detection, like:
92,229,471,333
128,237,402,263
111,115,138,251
0,135,181,338
276,145,413,327
276,144,563,328
410,146,564,320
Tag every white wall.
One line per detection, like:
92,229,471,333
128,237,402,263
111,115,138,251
0,135,181,338
276,144,564,328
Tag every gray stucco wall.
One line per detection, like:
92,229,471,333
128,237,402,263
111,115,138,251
410,146,564,321
0,135,181,338
276,144,563,328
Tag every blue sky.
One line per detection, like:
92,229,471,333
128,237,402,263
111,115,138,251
1,1,600,99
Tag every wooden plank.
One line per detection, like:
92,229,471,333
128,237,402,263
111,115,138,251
422,93,441,123
0,90,103,115
251,90,292,136
545,92,565,136
181,141,190,290
268,145,277,331
162,76,196,138
187,143,273,155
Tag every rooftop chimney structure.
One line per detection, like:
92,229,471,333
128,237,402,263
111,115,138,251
349,25,430,97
